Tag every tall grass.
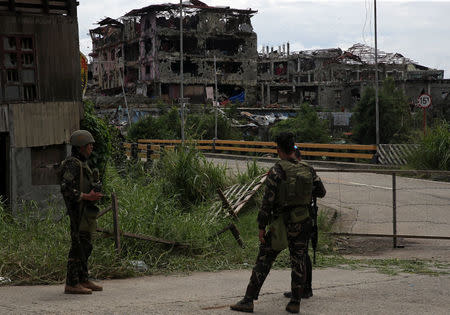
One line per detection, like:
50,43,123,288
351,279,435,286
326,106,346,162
0,148,336,285
408,121,450,170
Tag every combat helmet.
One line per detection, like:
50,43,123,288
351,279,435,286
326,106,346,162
70,130,95,147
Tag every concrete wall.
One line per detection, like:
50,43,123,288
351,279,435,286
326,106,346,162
9,145,70,213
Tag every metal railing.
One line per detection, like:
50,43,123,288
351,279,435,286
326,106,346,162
315,168,450,248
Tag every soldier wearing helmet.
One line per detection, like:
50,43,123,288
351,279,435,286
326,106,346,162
231,132,326,314
60,130,103,294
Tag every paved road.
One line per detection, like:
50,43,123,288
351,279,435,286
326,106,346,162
1,269,448,314
210,157,450,260
210,158,450,237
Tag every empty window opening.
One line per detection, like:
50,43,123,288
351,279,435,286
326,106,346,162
206,38,245,55
21,38,33,50
171,59,199,75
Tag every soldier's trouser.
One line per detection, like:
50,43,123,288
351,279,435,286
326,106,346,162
66,208,93,286
245,218,312,302
305,248,312,290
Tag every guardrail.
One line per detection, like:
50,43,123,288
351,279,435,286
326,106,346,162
315,168,450,248
123,139,377,162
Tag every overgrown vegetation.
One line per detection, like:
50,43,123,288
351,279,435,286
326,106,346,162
269,103,330,143
80,100,112,178
352,78,411,144
127,106,240,141
408,120,450,170
0,148,338,285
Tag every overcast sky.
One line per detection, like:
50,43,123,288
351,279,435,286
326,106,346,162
78,0,450,78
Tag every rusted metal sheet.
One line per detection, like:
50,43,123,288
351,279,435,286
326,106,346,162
0,105,8,132
12,101,81,147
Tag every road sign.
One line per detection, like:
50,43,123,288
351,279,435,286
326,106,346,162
417,93,432,108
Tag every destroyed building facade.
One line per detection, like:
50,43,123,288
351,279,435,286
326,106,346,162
258,43,449,118
88,1,449,121
90,1,258,105
0,0,82,209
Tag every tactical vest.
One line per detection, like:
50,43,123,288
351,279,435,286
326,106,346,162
62,157,98,232
276,159,313,222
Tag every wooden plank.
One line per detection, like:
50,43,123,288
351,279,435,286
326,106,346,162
301,151,373,159
123,143,132,149
215,140,276,146
296,143,377,151
214,146,277,153
150,145,160,151
196,145,214,150
165,145,175,151
233,174,267,216
96,228,189,247
111,193,121,254
150,153,160,159
96,206,112,219
137,143,147,150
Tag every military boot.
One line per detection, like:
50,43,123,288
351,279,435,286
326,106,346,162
80,280,103,291
230,297,254,313
64,284,92,294
286,299,300,314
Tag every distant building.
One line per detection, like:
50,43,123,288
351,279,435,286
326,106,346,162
0,0,82,210
87,1,449,122
258,43,450,119
89,0,258,105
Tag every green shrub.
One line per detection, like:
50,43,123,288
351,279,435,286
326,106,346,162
150,147,229,207
270,103,330,143
408,120,450,170
80,100,112,178
352,78,411,144
127,107,181,141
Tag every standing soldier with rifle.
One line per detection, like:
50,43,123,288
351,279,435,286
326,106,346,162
60,130,104,294
284,146,326,300
230,133,325,314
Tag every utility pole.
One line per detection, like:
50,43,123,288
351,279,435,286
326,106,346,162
214,55,218,140
374,0,380,146
179,0,185,144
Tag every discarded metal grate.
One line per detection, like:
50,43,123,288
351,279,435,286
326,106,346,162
210,173,267,219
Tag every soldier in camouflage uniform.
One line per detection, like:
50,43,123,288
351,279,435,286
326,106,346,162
230,132,326,314
60,130,104,294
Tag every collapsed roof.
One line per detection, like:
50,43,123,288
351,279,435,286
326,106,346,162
124,0,257,17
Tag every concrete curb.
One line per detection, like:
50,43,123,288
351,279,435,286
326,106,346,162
203,152,395,170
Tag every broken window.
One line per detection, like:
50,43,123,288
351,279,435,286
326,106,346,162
334,90,342,99
206,37,245,56
211,61,242,74
145,40,153,55
125,42,140,61
258,63,270,74
0,35,37,102
274,62,287,76
171,59,199,75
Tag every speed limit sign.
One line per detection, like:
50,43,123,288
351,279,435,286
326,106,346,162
417,93,432,108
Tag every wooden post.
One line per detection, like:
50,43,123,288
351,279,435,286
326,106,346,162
392,173,397,248
111,193,121,254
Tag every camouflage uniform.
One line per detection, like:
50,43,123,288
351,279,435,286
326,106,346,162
244,158,325,302
60,152,100,286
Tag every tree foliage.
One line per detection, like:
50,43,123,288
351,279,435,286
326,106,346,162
269,103,330,143
80,100,111,178
352,78,411,144
127,106,241,141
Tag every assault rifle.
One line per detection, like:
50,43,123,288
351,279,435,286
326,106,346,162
310,196,318,264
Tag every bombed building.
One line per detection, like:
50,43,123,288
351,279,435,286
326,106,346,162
89,0,258,105
258,43,449,117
